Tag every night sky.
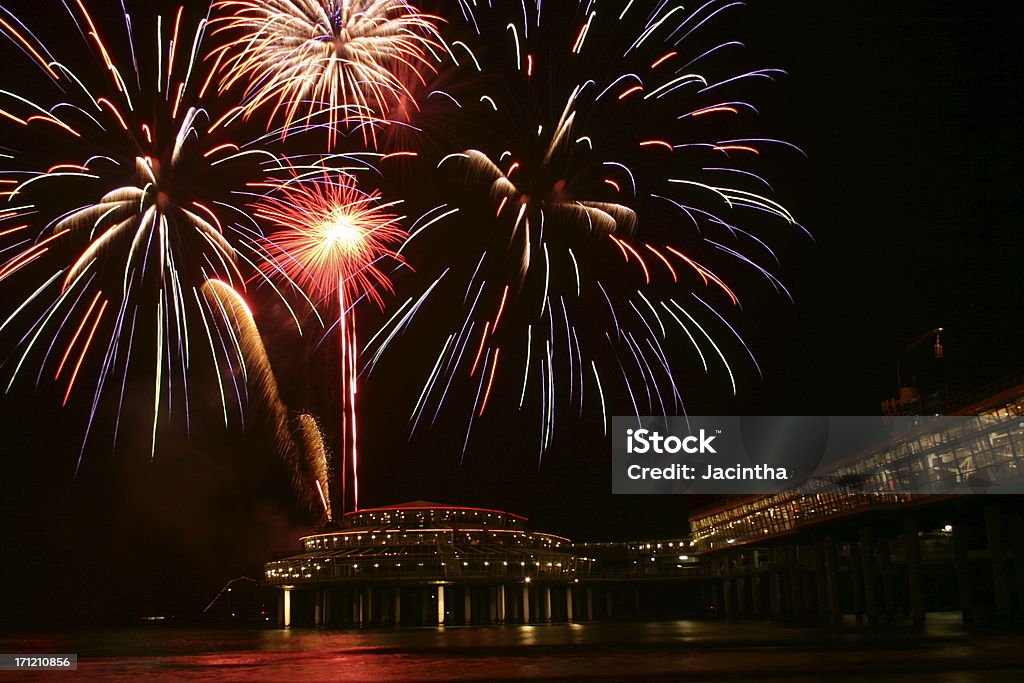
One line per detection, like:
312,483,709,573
0,0,1021,624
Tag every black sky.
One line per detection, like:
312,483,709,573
0,0,1021,623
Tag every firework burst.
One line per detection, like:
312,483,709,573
255,170,405,513
255,171,406,305
0,2,307,467
210,0,446,146
367,0,806,455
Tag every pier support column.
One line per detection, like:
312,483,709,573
985,506,1012,617
751,551,763,616
787,545,802,616
356,589,365,626
464,588,472,625
753,552,761,618
282,588,292,628
566,586,574,622
393,588,401,626
825,536,841,623
314,592,323,626
1008,515,1024,617
522,584,531,623
879,538,896,620
850,543,864,623
437,585,446,625
952,525,972,622
497,585,507,624
905,516,926,626
605,588,613,617
814,538,827,618
365,588,374,626
544,586,552,622
586,587,594,621
860,527,879,623
750,573,761,617
769,570,781,616
769,550,782,616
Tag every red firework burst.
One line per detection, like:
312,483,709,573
255,172,406,307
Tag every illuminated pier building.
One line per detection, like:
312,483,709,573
688,373,1024,624
267,374,1024,627
266,502,588,627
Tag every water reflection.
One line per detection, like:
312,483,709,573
3,616,1021,681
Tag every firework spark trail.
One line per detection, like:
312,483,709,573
296,411,333,518
255,170,405,514
365,0,805,454
202,278,323,509
210,0,448,146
